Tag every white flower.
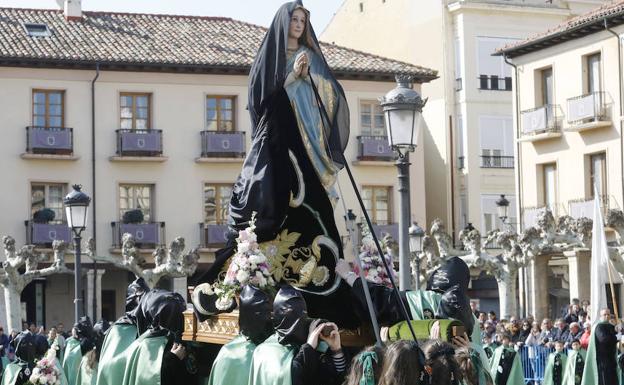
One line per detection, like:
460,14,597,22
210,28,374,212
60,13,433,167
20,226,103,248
236,269,250,284
238,242,250,254
249,254,266,265
215,296,234,311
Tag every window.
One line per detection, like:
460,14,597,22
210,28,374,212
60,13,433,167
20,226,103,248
360,101,385,136
476,37,517,90
590,152,607,198
32,90,64,127
119,184,153,221
120,93,151,130
540,67,553,106
206,96,236,131
479,115,513,167
362,186,392,224
23,23,51,37
542,163,557,210
31,183,66,222
203,184,233,224
586,53,601,93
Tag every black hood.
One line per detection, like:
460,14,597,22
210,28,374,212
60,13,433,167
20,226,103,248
74,316,96,355
247,1,349,166
427,257,474,337
426,257,470,293
12,332,36,363
126,277,150,314
239,285,274,345
136,289,186,338
93,319,110,356
273,285,311,346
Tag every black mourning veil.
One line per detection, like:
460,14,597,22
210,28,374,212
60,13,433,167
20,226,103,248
247,0,350,167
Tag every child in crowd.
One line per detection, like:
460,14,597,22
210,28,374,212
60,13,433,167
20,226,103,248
563,339,585,385
543,340,567,385
344,345,385,385
424,340,462,385
378,340,424,385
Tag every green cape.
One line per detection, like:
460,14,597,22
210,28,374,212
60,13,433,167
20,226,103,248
206,335,256,385
0,362,24,385
543,351,568,385
121,331,167,385
489,345,524,385
563,349,586,385
248,333,295,385
95,323,138,385
75,355,97,385
405,290,442,320
580,322,621,385
63,337,82,385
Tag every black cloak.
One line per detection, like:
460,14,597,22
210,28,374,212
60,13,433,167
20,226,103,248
115,277,150,326
136,289,186,337
193,1,358,328
594,322,618,385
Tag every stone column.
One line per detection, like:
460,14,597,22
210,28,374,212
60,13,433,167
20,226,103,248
529,255,549,320
565,249,591,303
173,277,188,301
86,269,106,321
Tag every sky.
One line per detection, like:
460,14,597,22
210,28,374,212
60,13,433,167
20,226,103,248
0,0,344,34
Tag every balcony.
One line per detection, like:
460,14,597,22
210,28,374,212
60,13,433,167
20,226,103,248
25,220,71,247
199,223,232,249
519,105,562,142
568,195,615,219
477,75,512,91
22,126,77,160
480,155,514,169
111,129,166,162
566,92,611,132
111,221,165,248
197,131,246,162
355,135,395,163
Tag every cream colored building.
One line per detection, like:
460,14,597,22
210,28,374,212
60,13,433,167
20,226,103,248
0,5,436,330
322,0,607,312
499,1,624,319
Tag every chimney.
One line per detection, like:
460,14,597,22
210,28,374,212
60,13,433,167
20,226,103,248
63,0,82,21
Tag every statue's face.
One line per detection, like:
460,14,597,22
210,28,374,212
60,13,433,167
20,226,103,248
289,8,306,40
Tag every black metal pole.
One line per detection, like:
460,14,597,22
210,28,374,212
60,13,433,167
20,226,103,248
74,234,82,323
397,153,411,290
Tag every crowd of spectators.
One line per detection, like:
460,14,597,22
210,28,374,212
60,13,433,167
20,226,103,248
0,321,70,361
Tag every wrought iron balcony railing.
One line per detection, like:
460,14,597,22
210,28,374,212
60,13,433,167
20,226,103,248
199,222,233,248
200,130,246,158
115,129,163,156
478,75,512,91
566,91,608,125
520,105,561,137
25,126,73,155
356,135,395,161
111,221,165,248
25,220,71,247
480,155,514,168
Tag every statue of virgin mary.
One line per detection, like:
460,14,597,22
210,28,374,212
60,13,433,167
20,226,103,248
193,1,359,328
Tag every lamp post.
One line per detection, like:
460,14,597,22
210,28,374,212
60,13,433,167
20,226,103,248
64,184,91,323
380,74,427,290
409,222,425,289
496,194,510,230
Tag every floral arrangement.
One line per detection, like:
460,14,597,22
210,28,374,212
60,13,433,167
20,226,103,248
27,343,62,385
208,213,276,310
354,230,397,287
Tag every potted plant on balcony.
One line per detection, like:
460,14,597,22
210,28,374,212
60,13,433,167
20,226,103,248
32,208,56,224
122,209,144,224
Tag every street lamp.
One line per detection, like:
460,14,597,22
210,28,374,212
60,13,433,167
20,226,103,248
409,222,425,288
496,194,510,228
380,74,427,290
64,184,91,323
